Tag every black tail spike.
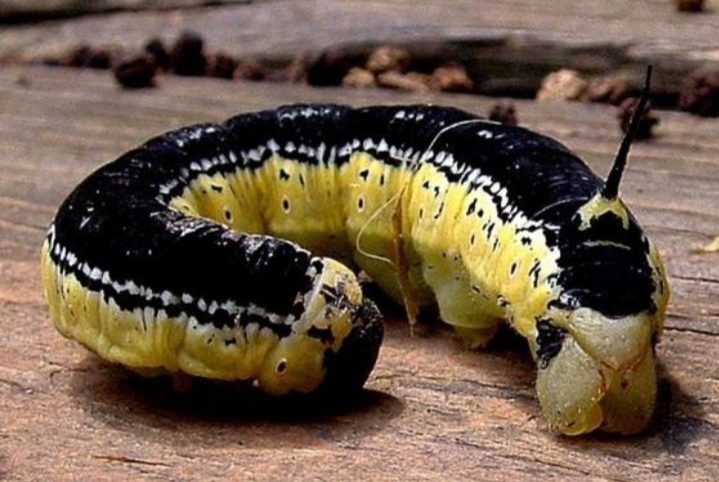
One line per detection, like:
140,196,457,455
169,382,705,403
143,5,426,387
602,65,653,199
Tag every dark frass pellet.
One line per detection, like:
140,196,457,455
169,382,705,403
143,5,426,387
488,102,518,126
145,38,171,71
617,97,659,139
171,31,207,77
206,53,240,79
113,56,157,89
679,69,719,117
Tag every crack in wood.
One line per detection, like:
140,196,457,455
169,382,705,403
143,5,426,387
91,455,172,468
671,274,719,286
664,326,719,338
0,377,34,394
643,225,717,239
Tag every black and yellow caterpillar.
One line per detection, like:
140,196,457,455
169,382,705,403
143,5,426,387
42,74,668,435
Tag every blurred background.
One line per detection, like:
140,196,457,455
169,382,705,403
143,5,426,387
1,0,718,115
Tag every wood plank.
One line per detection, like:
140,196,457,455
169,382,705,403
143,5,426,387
0,0,250,23
2,0,719,95
0,66,718,481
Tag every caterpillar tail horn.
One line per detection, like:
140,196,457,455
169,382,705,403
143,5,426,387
602,65,653,199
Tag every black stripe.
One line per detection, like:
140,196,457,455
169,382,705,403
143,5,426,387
50,103,657,325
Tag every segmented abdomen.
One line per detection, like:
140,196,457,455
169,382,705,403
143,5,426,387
41,103,660,399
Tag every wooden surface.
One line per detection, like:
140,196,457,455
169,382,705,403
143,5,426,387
4,0,719,58
0,0,250,23
2,0,719,93
0,66,718,481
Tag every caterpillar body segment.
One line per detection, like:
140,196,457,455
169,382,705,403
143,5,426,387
41,118,383,396
42,103,668,435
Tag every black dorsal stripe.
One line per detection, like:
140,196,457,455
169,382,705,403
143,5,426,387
49,103,657,325
51,123,318,325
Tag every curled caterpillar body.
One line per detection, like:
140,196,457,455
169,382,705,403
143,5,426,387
42,100,668,434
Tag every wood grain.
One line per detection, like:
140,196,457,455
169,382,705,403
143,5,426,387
0,66,718,481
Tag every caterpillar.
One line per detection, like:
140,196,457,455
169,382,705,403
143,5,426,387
41,69,668,435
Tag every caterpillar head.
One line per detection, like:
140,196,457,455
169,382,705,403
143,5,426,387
533,199,668,435
534,66,670,435
534,289,667,435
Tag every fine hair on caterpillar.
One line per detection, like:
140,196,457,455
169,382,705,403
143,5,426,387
42,67,668,435
355,119,492,266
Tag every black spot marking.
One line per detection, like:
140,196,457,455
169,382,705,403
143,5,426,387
282,198,290,212
433,201,445,219
224,208,233,222
470,233,476,246
379,173,386,185
358,196,365,211
418,208,424,219
510,262,518,277
529,260,541,287
210,184,223,193
279,168,290,181
299,173,306,187
486,222,496,238
466,198,477,216
276,359,288,374
520,236,532,246
536,319,567,369
478,208,484,218
422,180,430,190
359,169,370,181
433,186,441,198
